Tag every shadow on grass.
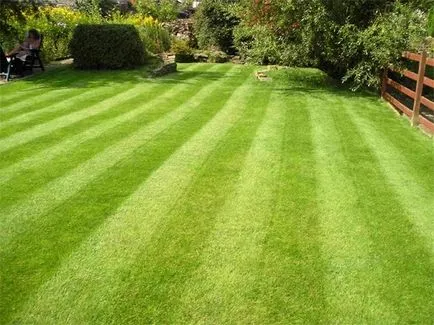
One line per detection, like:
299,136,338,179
9,64,230,90
271,67,381,104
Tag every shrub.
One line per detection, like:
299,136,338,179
109,12,171,54
193,0,239,54
232,0,430,89
75,0,118,18
428,8,434,36
32,7,85,61
6,6,88,62
171,38,195,62
342,4,427,89
207,50,228,63
134,0,179,22
70,24,146,69
3,7,170,63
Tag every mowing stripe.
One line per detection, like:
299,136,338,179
253,91,328,323
0,88,108,130
0,67,207,185
0,87,85,114
0,65,245,324
0,69,81,107
344,102,434,254
0,64,238,246
0,86,146,153
0,64,209,170
11,70,253,324
342,95,434,191
0,64,210,186
100,81,271,325
328,99,434,323
174,92,282,324
0,63,207,154
310,95,397,323
0,89,100,124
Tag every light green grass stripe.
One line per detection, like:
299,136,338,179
11,70,252,325
0,86,145,153
0,65,206,185
0,88,81,114
0,88,104,128
344,102,434,254
0,68,75,101
175,93,282,324
0,64,238,247
311,96,397,323
0,62,202,154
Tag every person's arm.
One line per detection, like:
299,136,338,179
6,41,28,56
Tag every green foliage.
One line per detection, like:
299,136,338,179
343,4,427,88
109,12,171,54
234,25,282,65
0,0,38,50
3,6,170,63
171,38,193,55
171,39,194,62
75,0,121,17
428,8,434,36
70,24,146,69
193,0,239,54
207,50,228,63
10,7,88,62
135,0,179,22
233,0,431,89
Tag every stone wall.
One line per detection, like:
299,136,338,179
164,19,197,47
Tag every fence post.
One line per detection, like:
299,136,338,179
381,70,387,97
411,51,427,126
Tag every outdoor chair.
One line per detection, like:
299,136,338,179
1,35,45,82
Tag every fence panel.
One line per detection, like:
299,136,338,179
382,51,434,134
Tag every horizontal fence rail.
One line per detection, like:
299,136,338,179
382,51,434,134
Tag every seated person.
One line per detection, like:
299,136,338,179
0,46,8,73
5,29,41,75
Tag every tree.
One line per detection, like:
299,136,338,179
0,0,39,44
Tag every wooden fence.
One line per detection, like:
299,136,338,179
381,51,434,133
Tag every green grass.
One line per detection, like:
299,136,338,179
0,64,433,324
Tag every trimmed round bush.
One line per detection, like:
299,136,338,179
70,24,146,69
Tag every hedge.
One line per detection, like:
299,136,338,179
70,24,146,69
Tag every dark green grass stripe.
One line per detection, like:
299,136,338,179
103,77,271,325
0,86,92,123
340,94,434,193
0,85,142,153
0,64,208,169
0,64,231,242
0,65,151,105
0,65,215,185
0,87,97,124
6,67,254,324
0,64,244,323
171,90,283,324
0,70,95,114
0,68,84,107
0,65,229,209
0,87,123,136
343,99,434,252
253,91,328,324
311,94,396,323
329,97,434,323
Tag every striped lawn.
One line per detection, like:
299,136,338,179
0,64,433,324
